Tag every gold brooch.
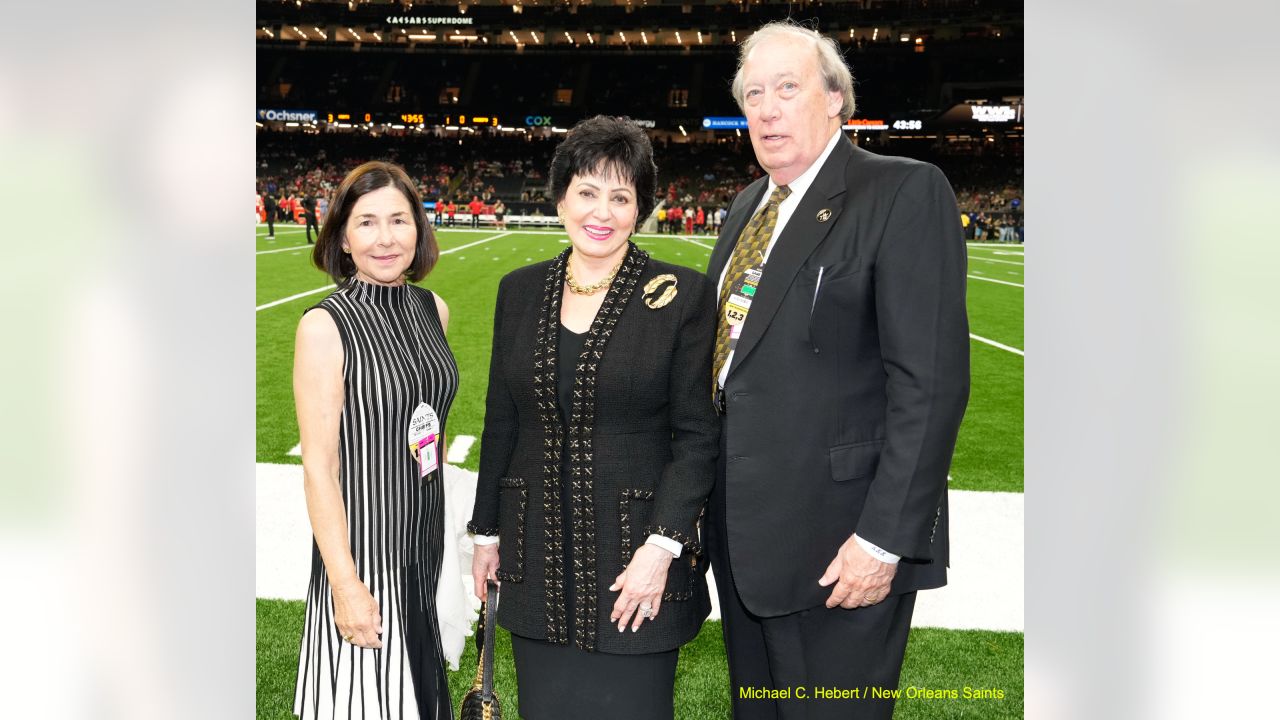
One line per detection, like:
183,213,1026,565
643,274,678,309
816,208,832,222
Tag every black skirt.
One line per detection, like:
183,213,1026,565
511,634,677,720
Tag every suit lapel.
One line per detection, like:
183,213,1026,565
707,179,768,283
728,139,854,378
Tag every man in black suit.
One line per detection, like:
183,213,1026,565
706,21,970,719
302,189,319,244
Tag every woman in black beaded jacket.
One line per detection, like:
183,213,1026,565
468,116,718,720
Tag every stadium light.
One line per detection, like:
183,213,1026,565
735,128,741,137
409,34,437,40
449,34,478,41
261,27,274,39
697,31,703,45
641,31,648,45
731,30,736,42
313,27,327,40
347,27,360,41
509,30,519,43
530,31,540,44
292,26,308,40
372,32,382,41
619,31,627,43
564,31,573,44
872,28,879,41
286,122,300,127
587,32,594,45
675,31,683,45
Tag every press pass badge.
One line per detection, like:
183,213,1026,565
407,402,441,480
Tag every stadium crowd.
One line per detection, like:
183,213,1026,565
257,131,1022,241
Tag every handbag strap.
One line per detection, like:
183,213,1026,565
481,579,498,701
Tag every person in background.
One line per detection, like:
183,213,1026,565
469,115,718,720
264,189,278,239
468,195,483,228
493,199,507,230
303,188,320,244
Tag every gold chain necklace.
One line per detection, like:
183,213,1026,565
565,256,624,295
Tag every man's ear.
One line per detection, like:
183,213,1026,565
827,90,844,119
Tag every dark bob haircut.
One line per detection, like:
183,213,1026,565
312,161,438,286
548,115,658,225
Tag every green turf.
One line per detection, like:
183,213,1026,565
257,229,1022,491
257,599,1022,720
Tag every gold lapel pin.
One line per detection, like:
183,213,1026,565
643,274,678,309
816,208,832,223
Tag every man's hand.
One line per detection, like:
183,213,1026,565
817,534,897,609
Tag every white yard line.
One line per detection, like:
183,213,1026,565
256,285,336,312
971,333,1024,356
968,275,1024,288
257,244,312,255
674,236,715,250
968,256,1024,267
440,232,512,254
446,435,476,464
256,232,513,312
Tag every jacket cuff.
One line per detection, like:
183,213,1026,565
466,520,498,536
643,524,701,556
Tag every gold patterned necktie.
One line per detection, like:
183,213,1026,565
713,184,791,387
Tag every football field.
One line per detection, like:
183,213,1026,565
256,224,1023,492
255,223,1024,719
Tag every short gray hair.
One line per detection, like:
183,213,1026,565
731,21,856,123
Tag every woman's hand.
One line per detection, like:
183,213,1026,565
472,543,501,601
331,578,383,649
609,544,674,632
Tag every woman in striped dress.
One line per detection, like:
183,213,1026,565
293,161,459,719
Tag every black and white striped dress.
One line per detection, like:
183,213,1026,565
294,279,459,720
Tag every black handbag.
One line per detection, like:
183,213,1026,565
459,580,501,720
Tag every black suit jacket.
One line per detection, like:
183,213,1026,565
708,138,970,617
469,248,719,653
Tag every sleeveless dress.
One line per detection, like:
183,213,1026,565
293,279,459,720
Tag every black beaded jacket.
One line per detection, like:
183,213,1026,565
468,244,718,654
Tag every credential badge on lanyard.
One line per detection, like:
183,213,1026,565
407,402,441,482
